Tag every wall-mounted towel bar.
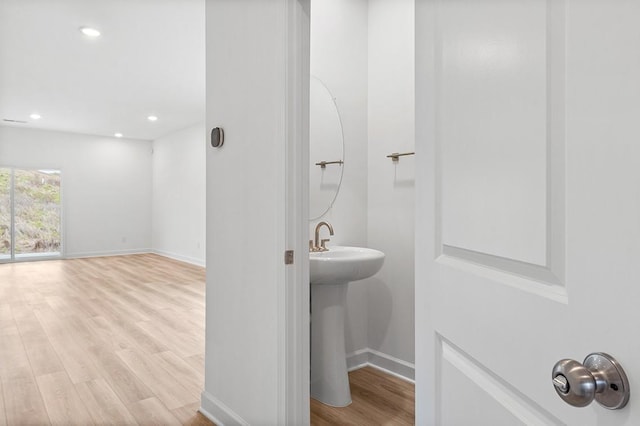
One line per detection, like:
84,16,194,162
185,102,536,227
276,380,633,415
386,152,415,162
315,160,344,169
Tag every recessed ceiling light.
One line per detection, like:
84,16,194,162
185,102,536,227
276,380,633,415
80,27,101,37
147,115,158,122
114,133,123,138
30,113,41,120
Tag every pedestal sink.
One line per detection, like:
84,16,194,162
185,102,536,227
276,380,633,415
310,246,385,407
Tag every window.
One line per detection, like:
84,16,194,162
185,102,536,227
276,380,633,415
0,167,62,262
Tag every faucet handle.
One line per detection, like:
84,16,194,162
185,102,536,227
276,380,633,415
309,240,315,252
320,239,330,251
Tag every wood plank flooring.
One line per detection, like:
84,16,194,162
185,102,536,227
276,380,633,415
311,366,415,425
0,253,211,425
0,254,414,425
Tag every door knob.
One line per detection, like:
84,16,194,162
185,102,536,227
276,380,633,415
551,352,629,410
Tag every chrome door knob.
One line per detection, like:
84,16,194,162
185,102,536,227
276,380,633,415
551,352,630,410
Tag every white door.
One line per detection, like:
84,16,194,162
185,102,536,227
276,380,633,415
416,0,640,424
201,0,310,425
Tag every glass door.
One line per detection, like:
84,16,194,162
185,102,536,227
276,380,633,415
0,168,11,261
0,167,62,262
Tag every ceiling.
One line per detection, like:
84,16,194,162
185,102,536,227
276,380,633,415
0,0,205,141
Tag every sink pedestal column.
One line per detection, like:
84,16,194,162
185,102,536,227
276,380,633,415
310,282,351,407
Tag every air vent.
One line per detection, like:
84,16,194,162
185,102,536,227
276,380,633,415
3,119,27,124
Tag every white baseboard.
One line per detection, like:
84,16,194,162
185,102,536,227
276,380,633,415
346,348,370,371
200,391,248,426
63,248,206,268
347,348,415,383
151,249,205,267
64,248,151,259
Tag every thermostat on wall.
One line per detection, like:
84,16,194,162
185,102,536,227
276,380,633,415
211,127,224,148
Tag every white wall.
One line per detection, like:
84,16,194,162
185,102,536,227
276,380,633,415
366,0,415,376
151,123,206,266
202,1,310,424
310,0,370,356
0,125,152,257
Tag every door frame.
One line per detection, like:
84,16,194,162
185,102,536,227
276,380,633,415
283,0,311,424
414,0,436,422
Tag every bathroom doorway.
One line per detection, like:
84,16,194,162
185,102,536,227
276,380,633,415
308,0,416,423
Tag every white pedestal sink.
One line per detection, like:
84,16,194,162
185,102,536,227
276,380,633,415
310,246,385,407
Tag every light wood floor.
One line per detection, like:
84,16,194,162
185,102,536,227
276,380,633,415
311,366,415,425
0,253,211,425
0,253,414,425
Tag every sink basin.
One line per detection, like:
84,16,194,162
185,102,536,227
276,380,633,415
309,246,385,285
309,246,385,406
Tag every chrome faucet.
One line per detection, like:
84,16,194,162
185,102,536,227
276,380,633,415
310,221,334,252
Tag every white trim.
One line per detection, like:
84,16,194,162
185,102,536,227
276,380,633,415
63,248,205,267
64,248,151,259
346,348,370,371
437,254,568,304
347,348,415,383
150,249,205,267
200,391,249,426
366,363,416,385
281,0,310,424
415,0,439,423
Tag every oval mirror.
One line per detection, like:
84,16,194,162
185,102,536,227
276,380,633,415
309,76,344,221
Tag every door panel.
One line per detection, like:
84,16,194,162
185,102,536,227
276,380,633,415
441,339,561,425
440,0,548,266
417,0,640,424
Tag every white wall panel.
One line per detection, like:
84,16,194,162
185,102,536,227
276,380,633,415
151,123,206,266
367,0,416,369
0,126,152,257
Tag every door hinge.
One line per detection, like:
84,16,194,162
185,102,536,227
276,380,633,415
284,250,294,265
